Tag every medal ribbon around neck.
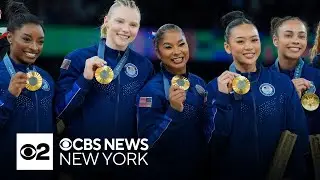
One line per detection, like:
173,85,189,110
275,58,319,111
94,39,130,84
3,54,42,91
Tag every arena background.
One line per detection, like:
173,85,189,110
0,0,319,82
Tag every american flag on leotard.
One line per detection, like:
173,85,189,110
139,97,152,107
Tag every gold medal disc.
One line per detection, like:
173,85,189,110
26,71,43,91
232,75,250,95
301,93,320,111
95,66,114,84
171,75,190,91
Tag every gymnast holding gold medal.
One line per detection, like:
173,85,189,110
55,1,155,179
0,1,55,179
206,11,308,179
270,16,320,135
269,16,320,180
137,24,208,180
55,0,155,133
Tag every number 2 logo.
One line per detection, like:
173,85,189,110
20,143,50,160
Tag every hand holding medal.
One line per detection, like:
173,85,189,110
169,75,189,112
291,78,319,111
217,71,250,95
169,84,186,112
8,72,27,97
83,56,108,81
300,81,319,111
291,78,311,98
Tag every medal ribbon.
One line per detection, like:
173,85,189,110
3,54,36,77
275,58,315,93
161,63,171,101
98,39,130,80
274,58,304,79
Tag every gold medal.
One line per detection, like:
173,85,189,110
232,75,250,95
26,71,42,91
95,66,114,84
301,93,320,111
171,75,190,91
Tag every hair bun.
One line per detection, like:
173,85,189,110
270,17,281,34
5,0,29,20
221,11,246,29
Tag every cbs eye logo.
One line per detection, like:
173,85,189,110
20,143,50,160
59,138,72,151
